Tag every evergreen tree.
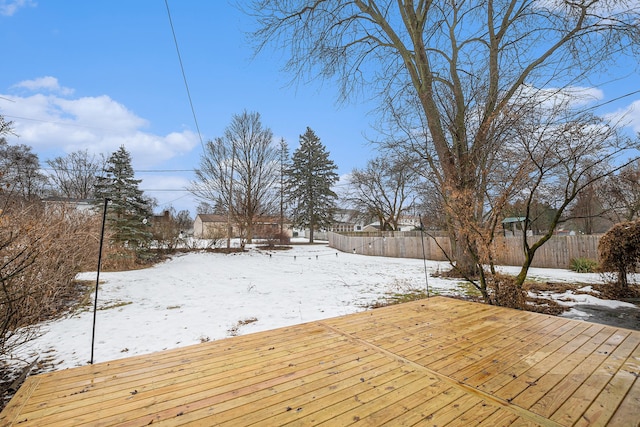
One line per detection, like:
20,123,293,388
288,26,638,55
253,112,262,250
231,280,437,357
94,146,152,253
287,127,338,243
278,138,290,241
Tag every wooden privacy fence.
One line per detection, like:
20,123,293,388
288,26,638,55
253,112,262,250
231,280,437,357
328,231,602,269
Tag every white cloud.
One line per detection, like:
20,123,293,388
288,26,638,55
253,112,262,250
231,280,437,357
606,100,640,133
0,0,36,16
333,173,352,201
561,86,605,107
515,84,605,110
12,76,74,96
1,85,199,169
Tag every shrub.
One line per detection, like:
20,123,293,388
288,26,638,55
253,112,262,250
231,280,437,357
487,274,525,308
1,200,100,355
570,257,598,273
598,220,640,295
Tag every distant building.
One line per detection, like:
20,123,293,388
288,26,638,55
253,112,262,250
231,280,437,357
329,209,366,232
41,197,95,214
193,214,231,239
152,210,172,225
397,214,421,231
360,214,421,232
193,214,292,239
502,217,528,237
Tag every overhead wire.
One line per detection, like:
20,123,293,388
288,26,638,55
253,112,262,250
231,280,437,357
582,88,640,113
164,0,205,153
38,164,353,194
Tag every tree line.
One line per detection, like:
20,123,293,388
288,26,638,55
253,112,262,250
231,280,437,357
0,110,350,362
0,126,188,361
190,111,339,246
1,107,640,372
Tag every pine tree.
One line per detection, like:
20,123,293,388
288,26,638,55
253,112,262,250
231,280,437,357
278,138,290,241
287,127,338,243
93,146,152,254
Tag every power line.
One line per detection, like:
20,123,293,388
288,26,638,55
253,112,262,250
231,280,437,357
584,88,640,112
164,0,205,152
40,167,195,173
3,114,118,131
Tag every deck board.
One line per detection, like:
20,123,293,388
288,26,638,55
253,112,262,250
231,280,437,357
2,296,638,426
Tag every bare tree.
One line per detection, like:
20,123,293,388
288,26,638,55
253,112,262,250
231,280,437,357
389,95,638,305
45,150,105,199
477,106,638,305
0,139,48,201
412,178,446,232
566,180,612,234
175,209,193,232
601,158,640,223
196,201,217,215
191,111,279,245
250,0,640,276
0,116,99,364
347,156,417,231
150,207,192,252
0,115,12,136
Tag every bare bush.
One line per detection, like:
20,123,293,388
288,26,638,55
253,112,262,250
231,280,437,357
262,231,291,247
150,212,182,253
487,274,525,309
191,228,224,251
0,199,99,356
149,208,193,253
598,220,640,296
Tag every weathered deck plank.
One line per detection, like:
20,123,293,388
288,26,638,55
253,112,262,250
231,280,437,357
550,332,639,426
2,296,638,426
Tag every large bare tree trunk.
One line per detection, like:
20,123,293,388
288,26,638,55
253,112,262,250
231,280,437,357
250,0,640,297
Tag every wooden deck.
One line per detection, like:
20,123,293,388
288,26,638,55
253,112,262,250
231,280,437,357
1,297,639,426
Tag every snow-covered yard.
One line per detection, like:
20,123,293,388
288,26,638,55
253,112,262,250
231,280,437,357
11,243,640,373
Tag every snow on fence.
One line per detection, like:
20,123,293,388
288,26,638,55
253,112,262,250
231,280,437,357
328,231,601,269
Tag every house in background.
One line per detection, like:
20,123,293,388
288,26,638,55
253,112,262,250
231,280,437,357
193,214,231,239
329,209,367,233
152,209,170,223
194,214,292,239
501,216,528,237
41,197,95,214
360,214,421,232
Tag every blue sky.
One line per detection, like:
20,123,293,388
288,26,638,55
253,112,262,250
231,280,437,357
0,1,378,214
1,1,639,215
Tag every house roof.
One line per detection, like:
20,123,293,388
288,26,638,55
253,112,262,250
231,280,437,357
195,214,227,223
502,216,527,224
